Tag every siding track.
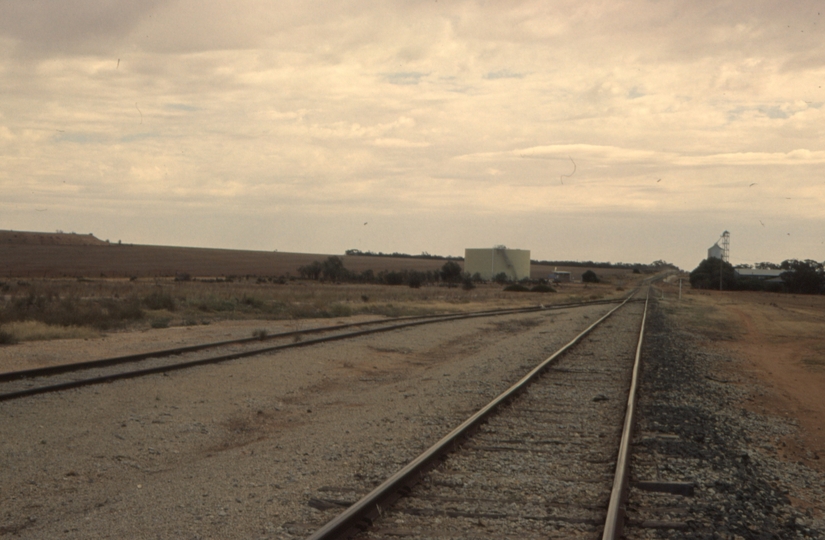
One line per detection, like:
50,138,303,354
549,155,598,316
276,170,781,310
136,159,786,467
0,299,622,402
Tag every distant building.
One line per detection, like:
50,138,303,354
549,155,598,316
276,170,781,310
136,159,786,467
547,270,572,283
464,247,530,281
734,268,784,282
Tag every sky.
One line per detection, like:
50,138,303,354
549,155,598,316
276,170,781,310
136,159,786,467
1,0,824,271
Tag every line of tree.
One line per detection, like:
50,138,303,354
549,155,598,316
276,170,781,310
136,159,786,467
344,249,463,261
531,259,677,272
298,257,467,287
690,258,825,295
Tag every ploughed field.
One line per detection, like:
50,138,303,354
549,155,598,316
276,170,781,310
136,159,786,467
0,229,633,280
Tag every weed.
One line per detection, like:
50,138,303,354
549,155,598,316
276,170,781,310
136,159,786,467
143,290,176,311
252,328,268,340
1,321,98,342
150,317,171,329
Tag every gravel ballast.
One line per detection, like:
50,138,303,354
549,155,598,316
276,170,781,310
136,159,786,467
1,305,612,539
626,301,824,539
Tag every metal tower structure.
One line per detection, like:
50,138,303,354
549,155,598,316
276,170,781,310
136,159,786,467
720,230,730,263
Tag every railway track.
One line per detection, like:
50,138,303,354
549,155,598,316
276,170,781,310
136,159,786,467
303,290,649,539
0,298,623,402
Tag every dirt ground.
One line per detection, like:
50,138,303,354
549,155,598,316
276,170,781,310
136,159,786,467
656,279,825,474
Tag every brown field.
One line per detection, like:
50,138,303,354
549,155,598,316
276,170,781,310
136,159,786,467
0,229,631,281
0,230,644,346
656,278,825,473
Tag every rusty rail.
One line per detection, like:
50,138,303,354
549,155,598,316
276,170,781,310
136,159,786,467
602,287,650,539
305,292,639,540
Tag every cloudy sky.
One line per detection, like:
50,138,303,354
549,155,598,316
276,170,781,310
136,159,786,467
1,1,824,270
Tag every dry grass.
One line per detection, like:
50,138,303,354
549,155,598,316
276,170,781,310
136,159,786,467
0,276,643,342
1,321,100,342
0,268,652,341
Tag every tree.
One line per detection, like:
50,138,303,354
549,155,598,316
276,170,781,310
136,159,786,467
440,261,463,283
298,261,323,280
689,258,736,290
755,261,781,270
321,256,347,281
780,259,825,295
582,270,600,283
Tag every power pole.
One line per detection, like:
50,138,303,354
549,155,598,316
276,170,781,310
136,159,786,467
719,231,730,291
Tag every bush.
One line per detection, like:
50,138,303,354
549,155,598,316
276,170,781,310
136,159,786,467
150,317,171,329
383,271,405,286
252,328,268,340
530,284,556,293
503,284,529,292
493,272,509,284
143,290,176,311
461,277,475,290
0,328,18,345
582,270,600,283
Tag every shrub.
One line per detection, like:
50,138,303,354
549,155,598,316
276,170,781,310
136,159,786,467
493,272,509,284
383,271,405,286
530,284,556,293
503,284,529,292
252,328,268,340
150,317,171,329
461,277,475,290
408,274,423,289
0,328,18,345
143,290,176,311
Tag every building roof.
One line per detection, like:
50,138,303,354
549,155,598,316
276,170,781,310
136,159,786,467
735,268,784,278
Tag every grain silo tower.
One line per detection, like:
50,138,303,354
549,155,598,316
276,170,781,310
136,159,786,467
707,231,730,261
464,246,531,281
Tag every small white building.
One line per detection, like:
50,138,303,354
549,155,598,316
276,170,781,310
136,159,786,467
464,247,531,281
547,270,572,283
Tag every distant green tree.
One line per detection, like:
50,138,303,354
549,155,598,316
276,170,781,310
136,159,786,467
755,262,781,270
298,261,323,280
780,259,825,295
321,256,347,281
689,258,736,290
440,261,463,283
493,272,509,284
582,270,600,283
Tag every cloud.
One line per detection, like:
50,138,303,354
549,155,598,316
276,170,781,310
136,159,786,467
2,1,825,271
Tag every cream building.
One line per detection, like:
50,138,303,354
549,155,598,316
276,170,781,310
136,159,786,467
464,247,531,281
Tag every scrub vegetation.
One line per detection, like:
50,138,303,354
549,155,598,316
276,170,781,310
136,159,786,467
0,269,638,344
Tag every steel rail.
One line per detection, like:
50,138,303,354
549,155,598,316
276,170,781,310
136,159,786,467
602,287,650,539
0,298,622,384
304,291,640,540
0,297,630,402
